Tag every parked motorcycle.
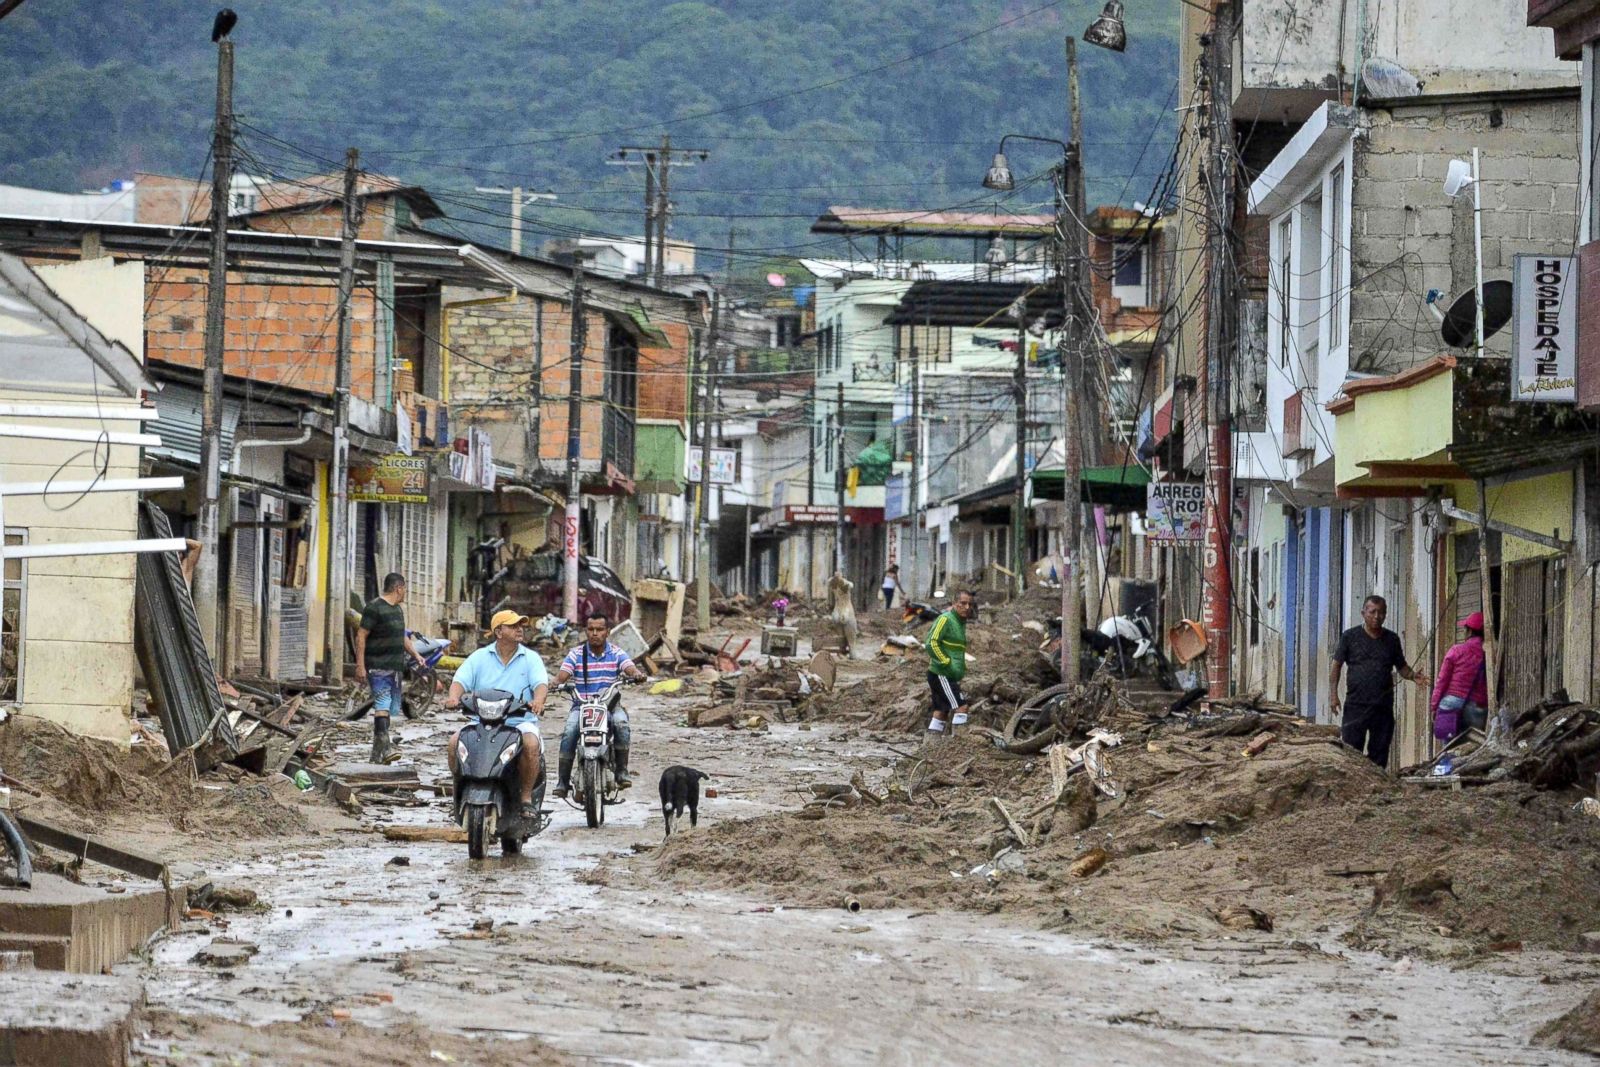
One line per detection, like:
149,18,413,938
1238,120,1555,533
401,631,452,719
901,600,940,626
452,688,546,859
556,678,638,829
1087,606,1178,689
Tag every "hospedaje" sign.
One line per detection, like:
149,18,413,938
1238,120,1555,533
1512,254,1577,404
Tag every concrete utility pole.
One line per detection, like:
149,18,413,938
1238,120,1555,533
834,380,847,576
606,139,709,284
322,147,361,684
1012,310,1029,599
695,293,721,631
473,186,556,256
563,260,588,623
908,350,922,601
1059,36,1087,683
806,376,817,598
1201,7,1237,697
195,35,234,660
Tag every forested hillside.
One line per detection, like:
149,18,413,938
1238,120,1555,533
0,0,1178,261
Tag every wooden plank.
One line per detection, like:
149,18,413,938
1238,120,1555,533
13,815,167,881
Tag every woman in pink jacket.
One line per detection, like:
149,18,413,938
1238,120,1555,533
1431,611,1489,741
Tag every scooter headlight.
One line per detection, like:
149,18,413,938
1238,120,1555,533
476,697,511,723
498,740,521,765
456,741,468,765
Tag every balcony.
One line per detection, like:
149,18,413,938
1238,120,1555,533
602,405,635,480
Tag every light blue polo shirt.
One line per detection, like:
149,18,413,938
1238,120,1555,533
454,642,550,723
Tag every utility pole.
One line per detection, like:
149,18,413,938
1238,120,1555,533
606,139,709,284
806,376,817,598
695,293,720,631
1012,311,1029,599
563,260,588,623
834,380,847,577
654,133,671,287
1059,36,1087,683
195,34,234,660
322,147,361,683
474,186,556,256
909,349,922,600
1201,7,1237,697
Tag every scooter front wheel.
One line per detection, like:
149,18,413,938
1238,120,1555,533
466,805,488,859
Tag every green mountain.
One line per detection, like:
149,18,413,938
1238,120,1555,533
0,0,1178,265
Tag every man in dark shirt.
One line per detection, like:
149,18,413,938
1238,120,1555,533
356,572,427,764
1329,594,1429,768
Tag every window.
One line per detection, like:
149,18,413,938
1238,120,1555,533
1327,164,1346,351
775,314,802,347
1,530,22,701
1112,240,1149,308
1296,192,1324,385
906,323,952,363
833,316,844,371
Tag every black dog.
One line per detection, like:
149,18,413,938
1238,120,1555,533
658,765,710,838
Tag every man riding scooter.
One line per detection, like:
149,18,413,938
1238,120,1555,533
445,610,550,827
551,612,647,798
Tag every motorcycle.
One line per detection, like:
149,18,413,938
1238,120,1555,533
556,678,638,829
901,600,940,626
452,688,546,859
400,631,452,719
1086,606,1178,690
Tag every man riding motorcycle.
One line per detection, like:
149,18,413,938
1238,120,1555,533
551,612,647,798
444,610,550,826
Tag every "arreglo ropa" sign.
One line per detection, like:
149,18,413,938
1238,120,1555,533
1512,254,1578,404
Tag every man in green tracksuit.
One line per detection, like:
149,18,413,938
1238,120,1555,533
925,590,975,735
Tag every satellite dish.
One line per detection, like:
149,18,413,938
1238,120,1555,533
1439,280,1512,348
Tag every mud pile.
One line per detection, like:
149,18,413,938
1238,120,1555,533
0,713,307,838
656,712,1600,957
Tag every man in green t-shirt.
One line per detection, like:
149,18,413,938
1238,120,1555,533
925,590,975,736
356,572,427,764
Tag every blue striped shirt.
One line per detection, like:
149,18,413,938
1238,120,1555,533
561,642,634,701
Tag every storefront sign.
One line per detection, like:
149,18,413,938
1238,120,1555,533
783,505,840,525
1512,254,1577,403
1145,482,1204,543
350,454,429,503
686,448,738,485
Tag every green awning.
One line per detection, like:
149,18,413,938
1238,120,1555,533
1031,464,1151,511
622,306,671,348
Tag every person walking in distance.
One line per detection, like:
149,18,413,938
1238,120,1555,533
1431,611,1489,743
1329,594,1429,768
925,590,975,736
355,572,428,764
881,564,902,612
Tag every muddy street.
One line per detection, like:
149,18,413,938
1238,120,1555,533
124,669,1596,1066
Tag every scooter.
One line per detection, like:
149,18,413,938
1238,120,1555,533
452,689,546,860
556,678,637,829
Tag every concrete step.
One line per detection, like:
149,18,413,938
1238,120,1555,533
0,875,178,973
0,933,70,971
0,969,141,1066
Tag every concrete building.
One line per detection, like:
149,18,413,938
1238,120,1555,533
0,253,154,740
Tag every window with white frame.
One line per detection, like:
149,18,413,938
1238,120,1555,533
1327,163,1346,352
1268,154,1351,394
1112,239,1149,307
1274,216,1292,368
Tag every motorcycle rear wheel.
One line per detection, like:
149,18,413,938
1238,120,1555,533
466,806,487,859
403,667,436,718
582,760,603,828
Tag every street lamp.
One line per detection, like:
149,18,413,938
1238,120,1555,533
985,234,1009,268
981,134,1069,192
1084,1,1127,52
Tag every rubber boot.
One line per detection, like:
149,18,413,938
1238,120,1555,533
614,746,632,789
552,754,574,799
371,715,401,765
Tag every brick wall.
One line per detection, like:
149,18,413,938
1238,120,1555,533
145,270,380,399
1351,95,1580,371
445,291,694,473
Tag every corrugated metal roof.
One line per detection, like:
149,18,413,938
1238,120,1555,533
148,381,241,470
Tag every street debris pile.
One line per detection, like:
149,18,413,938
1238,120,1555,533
0,713,310,839
1536,990,1600,1058
1401,692,1600,790
657,689,1600,957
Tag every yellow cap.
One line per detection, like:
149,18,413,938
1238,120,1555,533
485,609,531,636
